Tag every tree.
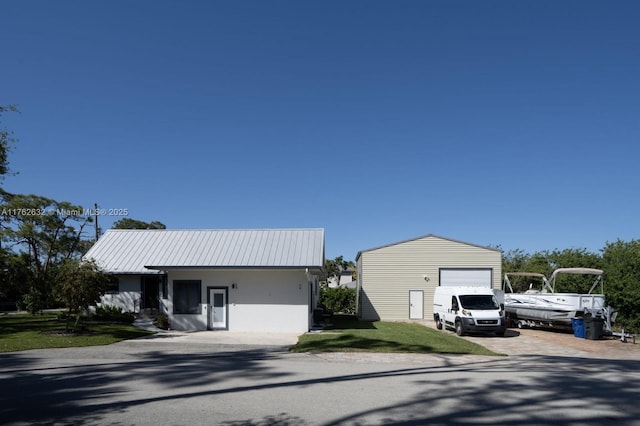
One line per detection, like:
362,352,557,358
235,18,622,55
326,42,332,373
502,248,530,274
602,239,640,332
0,250,30,308
0,104,18,187
113,218,166,229
0,194,93,311
547,248,602,293
503,248,603,293
323,255,356,285
54,258,109,332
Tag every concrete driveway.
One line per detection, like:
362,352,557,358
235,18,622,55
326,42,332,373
135,329,301,346
133,315,640,360
133,319,640,361
132,317,301,346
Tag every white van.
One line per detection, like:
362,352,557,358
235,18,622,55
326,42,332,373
433,286,506,336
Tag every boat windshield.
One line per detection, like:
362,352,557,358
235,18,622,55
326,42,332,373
459,295,500,310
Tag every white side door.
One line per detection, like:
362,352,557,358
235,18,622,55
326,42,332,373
442,295,459,326
209,288,227,329
409,290,423,319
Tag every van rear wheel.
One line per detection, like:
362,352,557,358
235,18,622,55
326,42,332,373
435,316,443,330
455,320,464,336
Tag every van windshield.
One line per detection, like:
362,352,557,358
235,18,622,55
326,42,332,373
459,295,499,310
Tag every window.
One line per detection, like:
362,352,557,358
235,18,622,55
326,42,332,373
105,276,119,294
173,280,201,314
459,295,499,310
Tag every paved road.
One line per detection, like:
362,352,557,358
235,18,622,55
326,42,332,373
2,334,640,425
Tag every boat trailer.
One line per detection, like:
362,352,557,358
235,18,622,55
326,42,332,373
584,306,636,343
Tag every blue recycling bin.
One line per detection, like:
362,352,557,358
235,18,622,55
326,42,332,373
571,318,585,338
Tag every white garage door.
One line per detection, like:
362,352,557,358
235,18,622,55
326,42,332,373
440,269,492,287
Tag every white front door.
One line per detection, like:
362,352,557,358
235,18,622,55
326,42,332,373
209,288,227,329
409,290,423,319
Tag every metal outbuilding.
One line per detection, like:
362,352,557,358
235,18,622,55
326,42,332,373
356,234,502,321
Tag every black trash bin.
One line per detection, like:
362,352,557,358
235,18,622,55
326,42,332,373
584,317,605,340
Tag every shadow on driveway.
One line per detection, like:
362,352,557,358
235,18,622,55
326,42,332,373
1,344,640,425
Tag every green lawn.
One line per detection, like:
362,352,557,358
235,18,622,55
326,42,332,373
0,313,154,352
1,313,501,356
291,315,503,356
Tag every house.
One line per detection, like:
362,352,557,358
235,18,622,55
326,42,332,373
327,268,356,289
355,234,502,321
83,228,325,333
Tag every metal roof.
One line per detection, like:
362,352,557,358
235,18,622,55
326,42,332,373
356,233,501,260
83,228,325,274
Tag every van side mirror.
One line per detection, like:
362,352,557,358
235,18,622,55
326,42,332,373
500,303,504,311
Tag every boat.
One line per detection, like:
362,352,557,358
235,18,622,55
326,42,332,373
503,268,607,329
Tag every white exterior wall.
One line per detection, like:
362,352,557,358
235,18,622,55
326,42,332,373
166,269,315,332
100,275,141,313
328,272,355,288
357,236,502,321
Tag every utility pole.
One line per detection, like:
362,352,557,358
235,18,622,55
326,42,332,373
94,203,100,240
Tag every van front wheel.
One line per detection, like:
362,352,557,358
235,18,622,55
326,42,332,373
435,316,443,330
455,320,464,336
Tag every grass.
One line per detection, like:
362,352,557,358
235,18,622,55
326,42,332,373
291,315,502,356
0,313,154,353
1,313,501,356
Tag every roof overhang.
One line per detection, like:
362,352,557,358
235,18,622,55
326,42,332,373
144,265,324,273
106,270,165,275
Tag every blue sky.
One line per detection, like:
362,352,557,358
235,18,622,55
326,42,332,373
2,1,639,260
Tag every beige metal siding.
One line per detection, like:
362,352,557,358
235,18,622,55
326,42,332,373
359,235,501,321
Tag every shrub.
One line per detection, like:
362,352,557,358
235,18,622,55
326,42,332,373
19,288,47,314
320,286,356,314
94,304,135,324
154,314,169,330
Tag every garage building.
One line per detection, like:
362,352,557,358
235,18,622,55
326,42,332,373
355,234,502,321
